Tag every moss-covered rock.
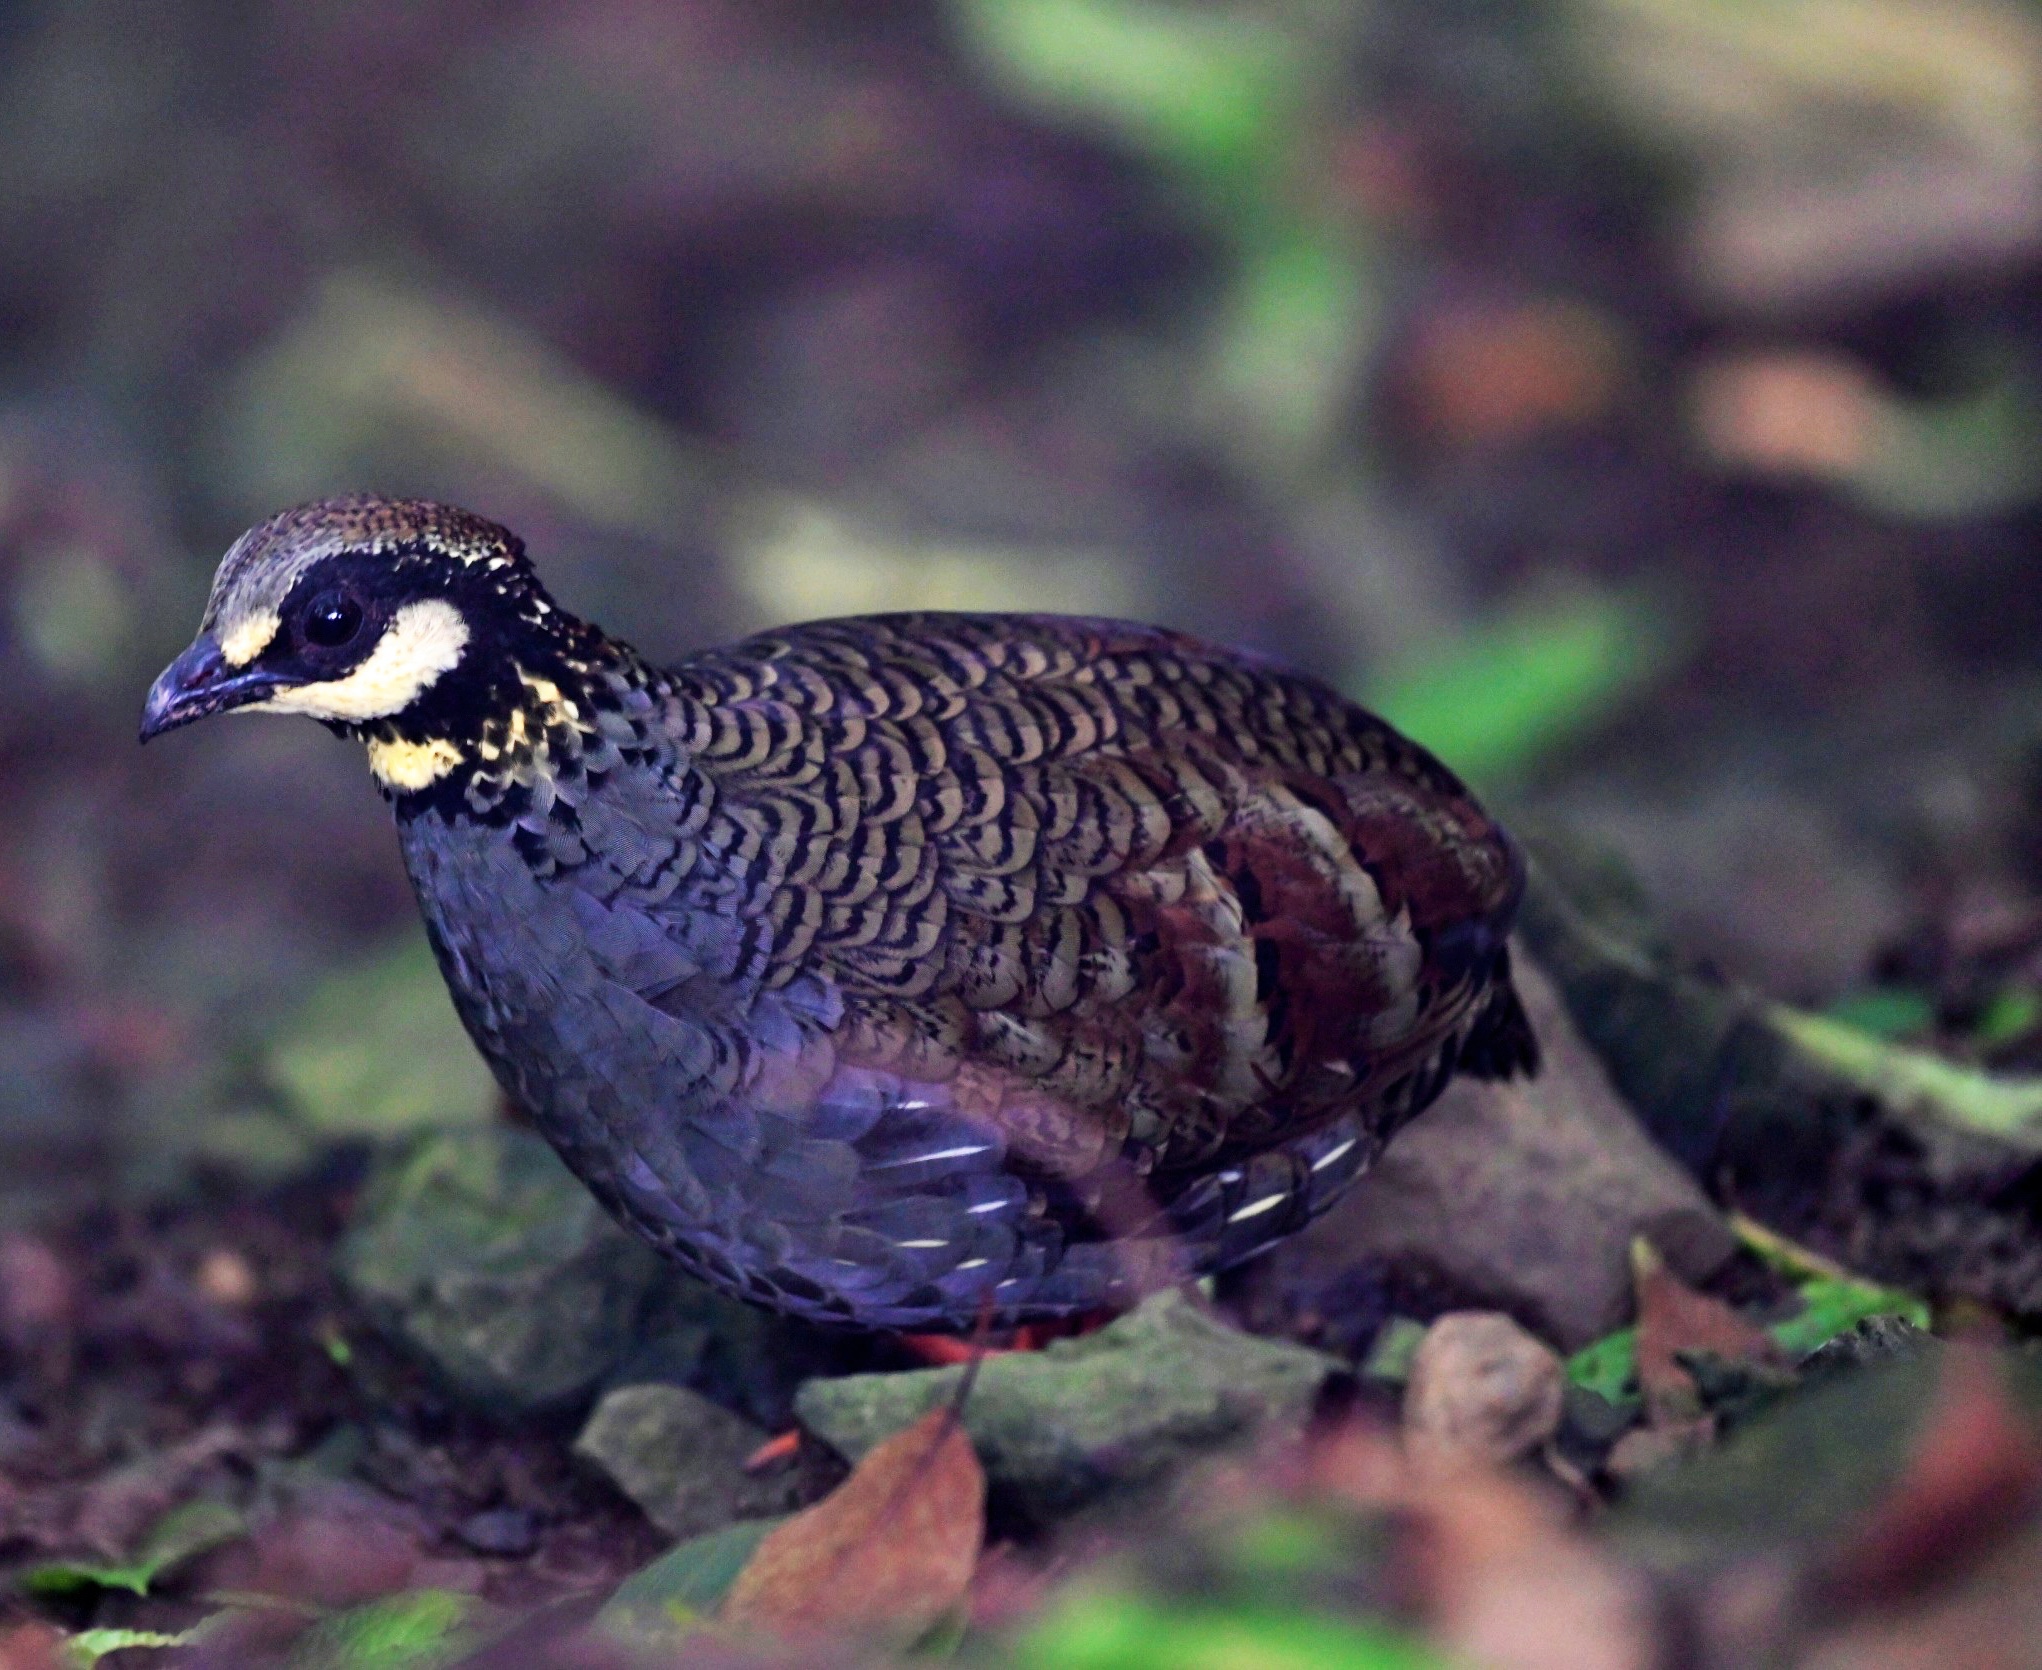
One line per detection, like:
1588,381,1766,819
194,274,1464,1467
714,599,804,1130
794,1291,1342,1524
574,1383,804,1539
336,1128,665,1415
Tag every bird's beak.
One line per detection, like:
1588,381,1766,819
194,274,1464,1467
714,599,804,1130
139,635,284,742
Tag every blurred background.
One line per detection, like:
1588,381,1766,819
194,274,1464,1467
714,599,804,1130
2,0,2040,1224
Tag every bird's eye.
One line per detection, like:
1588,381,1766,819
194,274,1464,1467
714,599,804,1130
302,591,364,649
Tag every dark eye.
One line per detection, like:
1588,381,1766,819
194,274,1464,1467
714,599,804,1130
302,591,364,649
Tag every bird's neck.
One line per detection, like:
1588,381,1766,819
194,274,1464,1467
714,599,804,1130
354,609,660,815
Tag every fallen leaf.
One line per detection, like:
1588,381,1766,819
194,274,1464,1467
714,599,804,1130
722,1408,984,1647
57,1628,199,1669
1633,1239,1785,1425
25,1498,245,1598
0,1625,63,1670
68,1424,245,1560
1822,1345,2042,1606
279,1588,480,1670
593,1517,783,1655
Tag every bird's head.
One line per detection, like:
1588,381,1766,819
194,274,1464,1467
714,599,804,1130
141,496,592,793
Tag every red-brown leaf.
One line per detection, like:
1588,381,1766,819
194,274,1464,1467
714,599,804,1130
1824,1344,2042,1604
721,1409,984,1646
1633,1238,1784,1425
0,1625,63,1670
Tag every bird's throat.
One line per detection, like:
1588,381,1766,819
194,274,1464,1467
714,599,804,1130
357,616,648,815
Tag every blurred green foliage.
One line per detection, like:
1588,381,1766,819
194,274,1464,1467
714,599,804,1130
264,937,500,1142
1565,1274,1931,1403
279,1589,480,1670
24,1500,244,1601
1010,1585,1446,1670
953,0,1302,194
1365,590,1675,783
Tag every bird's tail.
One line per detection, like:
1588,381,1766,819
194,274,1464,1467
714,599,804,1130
1459,949,1540,1080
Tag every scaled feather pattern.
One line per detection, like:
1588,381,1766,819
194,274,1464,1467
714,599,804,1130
150,500,1538,1330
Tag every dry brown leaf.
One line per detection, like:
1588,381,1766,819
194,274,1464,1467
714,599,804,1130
721,1408,984,1647
1822,1344,2042,1607
70,1423,245,1559
1308,1414,1651,1669
0,1625,63,1670
1633,1237,1785,1425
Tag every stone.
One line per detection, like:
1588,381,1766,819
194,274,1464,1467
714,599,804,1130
335,1128,666,1415
1260,954,1736,1352
1403,1312,1565,1471
574,1383,804,1540
794,1290,1342,1524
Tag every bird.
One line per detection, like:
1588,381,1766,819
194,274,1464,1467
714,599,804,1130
142,497,1537,1332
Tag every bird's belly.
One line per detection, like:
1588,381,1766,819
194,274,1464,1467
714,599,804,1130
392,812,1415,1329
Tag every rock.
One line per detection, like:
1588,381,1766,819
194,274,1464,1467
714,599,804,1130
1553,788,1905,1003
1605,1420,1712,1481
618,1277,860,1432
574,1383,805,1540
1259,954,1736,1352
1800,1315,1938,1380
1521,839,2042,1318
1403,1312,1565,1471
335,1128,666,1415
453,1508,536,1557
794,1291,1342,1524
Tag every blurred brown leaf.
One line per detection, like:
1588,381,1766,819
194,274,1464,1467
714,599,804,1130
1823,1345,2042,1605
1634,1237,1786,1425
0,1625,63,1670
1314,1417,1653,1670
722,1408,983,1648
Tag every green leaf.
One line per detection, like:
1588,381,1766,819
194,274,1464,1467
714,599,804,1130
1823,987,1936,1042
1976,987,2042,1050
27,1499,245,1598
64,1627,200,1668
593,1518,783,1655
952,0,1300,190
1567,1327,1639,1404
283,1589,479,1670
1221,1508,1347,1581
1770,1005,2042,1145
1211,229,1380,466
1360,1317,1428,1385
1013,1587,1448,1670
1364,588,1673,782
1566,1273,1929,1403
1769,1278,1930,1361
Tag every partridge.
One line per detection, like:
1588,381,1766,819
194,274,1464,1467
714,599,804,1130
143,498,1536,1329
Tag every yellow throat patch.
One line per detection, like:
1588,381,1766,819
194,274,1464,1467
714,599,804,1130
366,734,465,791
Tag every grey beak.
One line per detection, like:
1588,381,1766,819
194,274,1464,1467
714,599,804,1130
139,635,283,741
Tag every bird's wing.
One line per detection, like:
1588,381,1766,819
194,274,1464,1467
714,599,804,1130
622,613,1526,1180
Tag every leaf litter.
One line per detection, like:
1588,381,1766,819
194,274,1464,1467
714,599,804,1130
721,1407,985,1650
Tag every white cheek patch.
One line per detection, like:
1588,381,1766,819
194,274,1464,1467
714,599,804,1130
218,610,281,667
256,599,471,722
